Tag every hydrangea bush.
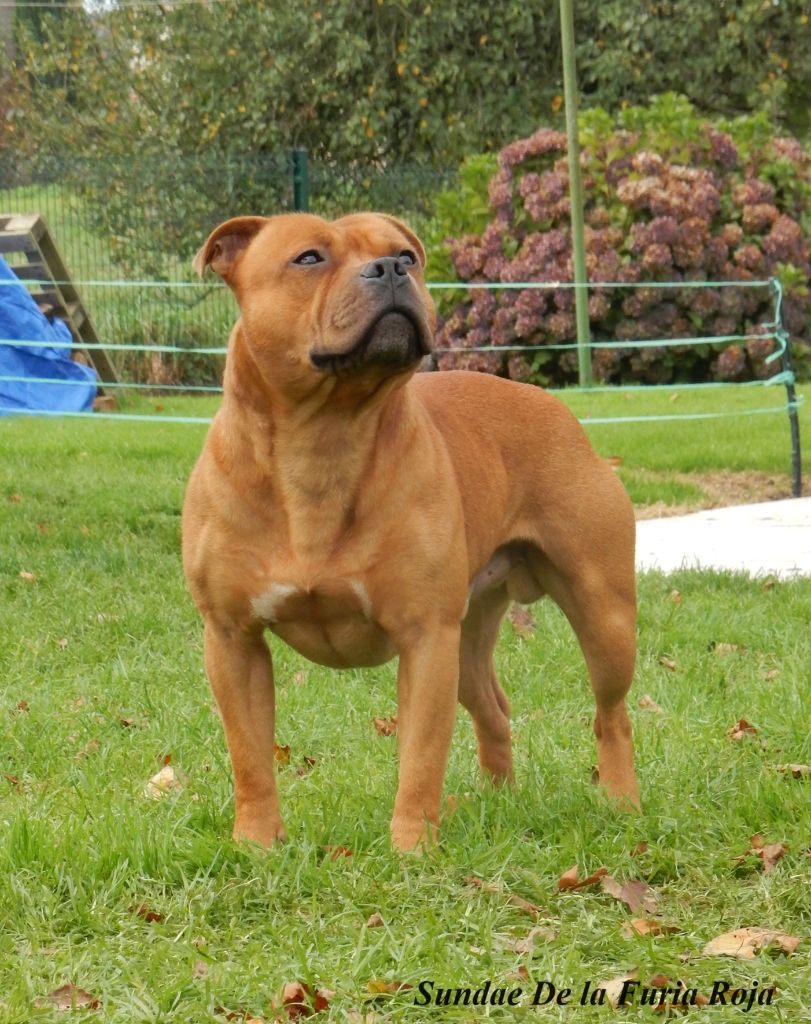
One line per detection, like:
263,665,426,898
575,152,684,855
433,96,810,385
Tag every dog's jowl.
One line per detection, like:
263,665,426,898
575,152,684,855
182,212,639,851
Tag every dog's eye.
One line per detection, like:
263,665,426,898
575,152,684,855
398,249,418,266
292,250,324,266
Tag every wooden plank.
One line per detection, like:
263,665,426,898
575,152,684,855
7,262,49,282
0,233,39,255
1,212,119,386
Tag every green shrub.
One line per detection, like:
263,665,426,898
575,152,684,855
433,95,810,385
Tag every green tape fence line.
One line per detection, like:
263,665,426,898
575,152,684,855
0,277,775,290
0,331,783,358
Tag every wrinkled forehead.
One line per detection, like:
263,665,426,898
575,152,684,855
250,213,413,263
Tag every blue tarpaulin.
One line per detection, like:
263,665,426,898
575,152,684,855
0,255,97,415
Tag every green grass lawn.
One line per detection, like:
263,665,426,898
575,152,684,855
0,400,809,1022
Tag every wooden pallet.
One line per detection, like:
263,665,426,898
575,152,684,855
0,213,118,388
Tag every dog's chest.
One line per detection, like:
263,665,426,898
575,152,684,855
250,577,393,669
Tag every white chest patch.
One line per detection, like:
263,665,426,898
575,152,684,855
349,579,373,619
251,583,299,622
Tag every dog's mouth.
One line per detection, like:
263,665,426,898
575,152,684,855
311,310,431,376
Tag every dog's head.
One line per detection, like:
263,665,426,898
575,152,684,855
194,212,436,399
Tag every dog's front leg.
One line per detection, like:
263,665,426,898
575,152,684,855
391,623,461,852
204,621,286,847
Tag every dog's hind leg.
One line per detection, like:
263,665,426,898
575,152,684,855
529,548,640,808
458,589,514,783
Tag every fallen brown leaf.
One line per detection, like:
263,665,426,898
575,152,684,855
658,655,678,672
558,864,608,892
763,668,780,681
703,927,801,960
734,835,787,875
144,764,185,799
621,918,680,938
668,589,683,605
601,876,658,915
630,841,649,857
56,637,68,649
775,763,810,779
365,911,385,928
728,718,758,741
75,739,100,761
464,876,542,915
598,971,639,1008
637,694,664,714
501,925,558,954
192,960,209,979
14,699,29,712
119,716,148,729
712,642,742,656
508,604,535,638
274,743,291,765
372,715,397,737
296,755,317,776
129,902,163,923
280,982,333,1018
9,494,22,503
35,983,101,1010
18,570,37,582
366,980,412,996
322,845,353,861
3,773,22,791
506,965,530,982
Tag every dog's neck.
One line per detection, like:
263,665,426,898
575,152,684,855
219,325,416,559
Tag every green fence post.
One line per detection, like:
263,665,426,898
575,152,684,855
559,0,592,387
291,149,310,212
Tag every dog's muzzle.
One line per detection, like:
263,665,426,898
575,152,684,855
311,256,433,375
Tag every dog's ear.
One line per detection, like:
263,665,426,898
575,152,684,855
193,216,268,284
375,214,427,268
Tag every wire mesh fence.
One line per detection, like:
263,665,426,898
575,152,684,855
0,151,454,384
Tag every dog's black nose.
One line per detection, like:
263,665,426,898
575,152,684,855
360,256,409,282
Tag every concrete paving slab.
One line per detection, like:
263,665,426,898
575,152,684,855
636,497,811,578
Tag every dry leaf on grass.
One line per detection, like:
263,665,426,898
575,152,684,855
508,604,535,638
668,589,683,605
14,699,29,712
601,876,658,915
366,980,412,996
274,744,291,765
280,982,333,1018
734,835,788,875
637,694,664,714
703,927,801,960
365,911,385,928
500,925,558,954
621,918,680,938
558,865,608,892
35,983,101,1010
322,845,353,861
3,773,22,791
192,960,209,979
630,841,649,857
144,764,185,799
18,570,37,582
464,875,543,916
728,718,758,741
372,715,397,737
129,902,163,923
775,763,810,779
711,642,743,656
598,971,639,1008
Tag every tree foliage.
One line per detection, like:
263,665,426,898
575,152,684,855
4,0,810,167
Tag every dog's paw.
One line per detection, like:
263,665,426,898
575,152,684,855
233,818,287,849
390,816,438,854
